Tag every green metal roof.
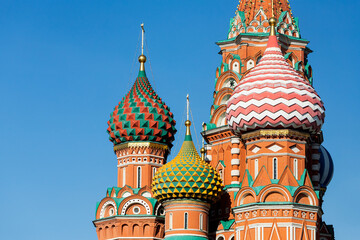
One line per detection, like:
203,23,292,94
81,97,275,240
220,219,235,230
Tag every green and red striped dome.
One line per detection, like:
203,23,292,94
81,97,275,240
107,59,176,148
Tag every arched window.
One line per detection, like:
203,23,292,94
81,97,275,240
294,159,298,179
169,213,173,230
233,62,240,73
254,159,259,178
273,158,278,179
153,167,157,179
137,166,142,188
219,169,223,181
184,212,188,229
217,112,227,127
222,78,236,89
220,94,231,105
199,213,203,230
247,59,255,70
256,56,262,64
122,167,126,187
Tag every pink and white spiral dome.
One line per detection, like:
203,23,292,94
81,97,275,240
226,36,325,134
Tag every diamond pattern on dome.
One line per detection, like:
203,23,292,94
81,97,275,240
107,71,177,147
151,134,223,203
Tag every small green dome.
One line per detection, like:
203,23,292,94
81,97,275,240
152,121,223,203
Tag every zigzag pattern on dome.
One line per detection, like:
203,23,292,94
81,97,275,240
152,122,223,203
226,35,325,134
107,70,177,147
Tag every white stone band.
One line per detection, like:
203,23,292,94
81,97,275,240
231,170,240,176
231,148,240,154
231,159,240,165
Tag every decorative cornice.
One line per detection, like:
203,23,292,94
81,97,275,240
114,142,169,152
242,129,310,142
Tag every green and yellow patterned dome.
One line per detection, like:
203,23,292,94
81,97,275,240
152,120,223,203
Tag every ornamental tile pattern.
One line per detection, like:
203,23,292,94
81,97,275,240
152,135,223,203
107,71,177,147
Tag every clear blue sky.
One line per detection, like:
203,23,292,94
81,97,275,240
0,0,358,239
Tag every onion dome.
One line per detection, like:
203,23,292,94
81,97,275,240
226,18,325,134
319,145,334,188
107,55,177,148
152,120,223,203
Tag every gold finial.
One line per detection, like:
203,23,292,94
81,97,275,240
139,23,146,72
185,120,191,136
269,17,277,36
139,54,146,71
200,147,206,161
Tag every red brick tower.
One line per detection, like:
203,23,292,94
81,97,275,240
93,25,177,240
202,1,335,239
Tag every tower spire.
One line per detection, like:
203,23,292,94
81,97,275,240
185,94,191,137
138,23,146,72
186,94,189,121
141,23,145,55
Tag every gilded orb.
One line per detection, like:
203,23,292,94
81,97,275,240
269,17,277,26
138,54,147,63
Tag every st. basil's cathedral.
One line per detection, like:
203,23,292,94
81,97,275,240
92,1,335,240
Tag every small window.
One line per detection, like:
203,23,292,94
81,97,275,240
133,206,140,214
273,158,278,179
254,159,259,178
200,213,203,230
256,56,262,64
294,159,298,179
137,166,142,188
153,167,157,178
247,59,255,70
109,208,115,216
169,213,173,230
122,167,126,187
219,169,223,181
184,213,188,229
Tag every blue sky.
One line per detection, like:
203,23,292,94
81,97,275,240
0,0,358,239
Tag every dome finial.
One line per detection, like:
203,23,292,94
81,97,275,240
139,23,146,72
269,0,277,36
269,17,277,36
